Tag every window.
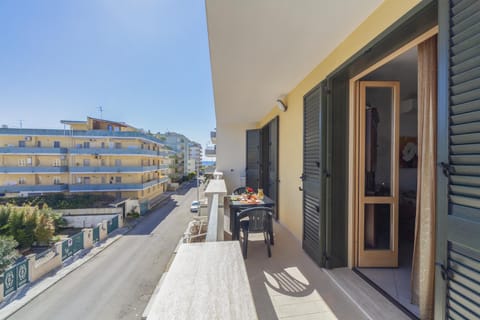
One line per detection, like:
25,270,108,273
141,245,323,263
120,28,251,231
53,141,60,148
18,141,26,147
101,177,106,184
18,159,26,167
115,142,122,149
101,142,105,148
18,177,26,185
114,127,120,132
37,141,41,147
76,177,82,184
115,159,122,166
53,159,61,167
83,159,90,166
83,177,90,184
115,176,121,183
26,158,32,166
107,125,113,131
83,142,90,148
53,177,61,184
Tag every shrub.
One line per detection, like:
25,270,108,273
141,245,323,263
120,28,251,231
0,236,18,273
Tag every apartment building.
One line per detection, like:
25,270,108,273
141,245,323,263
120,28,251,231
205,129,216,157
0,117,170,210
158,132,202,177
188,141,202,174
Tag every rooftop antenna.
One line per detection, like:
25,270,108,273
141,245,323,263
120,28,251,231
18,120,24,128
98,106,104,119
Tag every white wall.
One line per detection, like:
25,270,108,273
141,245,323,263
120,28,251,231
63,215,117,228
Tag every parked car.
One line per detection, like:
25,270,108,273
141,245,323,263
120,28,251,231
190,200,200,212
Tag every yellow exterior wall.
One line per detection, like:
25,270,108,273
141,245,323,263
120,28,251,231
257,0,421,240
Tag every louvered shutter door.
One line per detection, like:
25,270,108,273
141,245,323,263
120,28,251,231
302,85,326,266
437,0,480,318
246,129,261,189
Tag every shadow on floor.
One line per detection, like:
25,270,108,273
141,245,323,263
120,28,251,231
237,221,369,320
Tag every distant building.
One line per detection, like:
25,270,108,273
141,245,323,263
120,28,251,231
157,132,202,179
205,129,216,157
0,117,171,212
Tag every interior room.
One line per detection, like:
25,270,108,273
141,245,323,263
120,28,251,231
356,46,420,317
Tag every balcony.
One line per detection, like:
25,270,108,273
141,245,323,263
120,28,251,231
205,145,216,156
0,166,68,174
0,184,68,193
145,175,407,320
0,147,68,155
69,177,169,192
0,128,165,145
69,148,159,156
70,165,158,173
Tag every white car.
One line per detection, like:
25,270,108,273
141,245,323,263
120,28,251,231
190,201,200,213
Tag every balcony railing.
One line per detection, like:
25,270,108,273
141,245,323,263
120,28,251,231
69,148,159,156
0,166,69,173
0,147,68,154
0,146,170,157
144,173,258,319
0,184,68,193
0,128,165,144
70,165,158,173
205,175,226,241
69,177,169,192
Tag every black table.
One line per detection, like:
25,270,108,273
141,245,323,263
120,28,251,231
227,195,275,241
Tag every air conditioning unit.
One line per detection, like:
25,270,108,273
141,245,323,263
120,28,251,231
25,136,32,141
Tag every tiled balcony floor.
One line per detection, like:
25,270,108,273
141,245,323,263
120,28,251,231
224,216,410,320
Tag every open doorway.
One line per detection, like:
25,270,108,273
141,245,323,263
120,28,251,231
355,46,420,316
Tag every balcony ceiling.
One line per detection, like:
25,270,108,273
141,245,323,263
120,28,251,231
206,0,384,125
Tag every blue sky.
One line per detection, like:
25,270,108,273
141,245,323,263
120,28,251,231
0,0,215,152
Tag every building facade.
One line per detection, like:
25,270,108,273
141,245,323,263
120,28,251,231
207,1,480,319
158,132,202,178
0,117,170,210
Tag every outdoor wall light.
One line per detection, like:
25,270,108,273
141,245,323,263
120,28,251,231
276,96,288,112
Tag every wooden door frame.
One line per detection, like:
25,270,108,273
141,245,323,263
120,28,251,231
357,80,400,267
347,27,438,268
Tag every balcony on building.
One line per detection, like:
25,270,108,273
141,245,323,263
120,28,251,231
205,145,216,157
70,165,159,173
0,184,68,194
210,130,216,144
0,166,69,174
69,177,169,192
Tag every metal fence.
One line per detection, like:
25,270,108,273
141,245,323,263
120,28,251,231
3,259,29,297
93,225,100,243
61,231,84,261
107,216,119,234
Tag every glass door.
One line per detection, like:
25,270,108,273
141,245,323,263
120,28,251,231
358,81,400,267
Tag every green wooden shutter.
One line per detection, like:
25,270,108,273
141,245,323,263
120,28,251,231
246,129,261,189
302,83,327,266
268,116,279,219
436,0,480,318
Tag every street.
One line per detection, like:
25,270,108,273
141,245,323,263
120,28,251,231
8,185,199,320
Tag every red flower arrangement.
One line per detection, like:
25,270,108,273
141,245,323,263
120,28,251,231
245,187,254,194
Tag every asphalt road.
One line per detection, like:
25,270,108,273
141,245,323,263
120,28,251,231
9,185,198,320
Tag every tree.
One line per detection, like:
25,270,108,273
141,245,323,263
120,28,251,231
8,206,37,249
0,236,18,273
35,212,55,245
